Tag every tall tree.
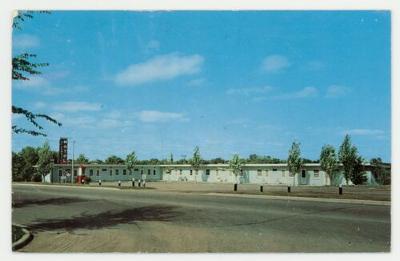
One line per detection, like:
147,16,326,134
19,146,39,181
12,152,25,181
287,142,303,186
320,145,338,186
350,156,367,185
37,141,53,181
191,146,202,182
229,154,243,184
126,151,137,175
338,134,358,185
12,11,61,136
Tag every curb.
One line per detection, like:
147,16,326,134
206,193,391,206
12,224,33,251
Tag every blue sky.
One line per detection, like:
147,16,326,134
12,11,391,162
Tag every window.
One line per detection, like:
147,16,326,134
148,169,151,175
89,169,93,176
190,170,193,175
302,170,306,178
273,168,278,171
116,169,119,175
123,169,127,175
134,168,139,171
141,169,143,174
179,169,182,175
314,170,319,177
257,169,262,176
109,169,112,176
102,168,107,172
58,170,62,177
206,169,210,175
153,170,156,175
96,170,99,176
74,170,77,175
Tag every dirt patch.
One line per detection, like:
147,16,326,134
28,205,181,232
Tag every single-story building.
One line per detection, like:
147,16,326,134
43,163,384,186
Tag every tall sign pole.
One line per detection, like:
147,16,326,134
71,140,75,184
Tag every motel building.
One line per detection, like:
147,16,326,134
44,163,380,186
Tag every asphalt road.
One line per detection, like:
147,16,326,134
12,184,391,253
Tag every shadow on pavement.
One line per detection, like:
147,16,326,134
12,197,91,208
28,205,180,232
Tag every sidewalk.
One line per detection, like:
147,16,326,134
13,181,391,204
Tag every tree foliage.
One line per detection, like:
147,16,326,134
229,154,243,183
37,141,53,180
370,158,391,185
320,145,338,186
12,11,61,137
350,156,367,185
126,151,137,174
76,154,89,164
190,146,202,169
338,134,358,185
105,155,125,164
287,142,303,178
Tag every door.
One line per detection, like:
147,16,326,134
300,170,308,185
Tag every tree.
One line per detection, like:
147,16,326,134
287,142,303,186
191,146,202,181
37,141,53,181
169,153,174,163
12,152,25,181
350,156,367,185
105,155,125,164
320,145,338,186
370,158,391,185
76,154,89,164
229,154,243,184
338,134,358,185
126,151,137,175
12,11,61,136
19,146,39,181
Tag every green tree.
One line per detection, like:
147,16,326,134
370,158,391,185
12,11,61,136
287,142,303,186
126,151,137,175
105,155,125,164
19,146,39,181
320,145,338,186
191,146,202,182
169,153,174,163
229,154,243,184
12,152,25,181
76,154,89,164
37,141,53,181
350,156,367,185
338,134,358,185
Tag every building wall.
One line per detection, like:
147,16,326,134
49,163,374,186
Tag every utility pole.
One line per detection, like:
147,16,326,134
71,139,75,184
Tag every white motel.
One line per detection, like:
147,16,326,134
45,163,381,186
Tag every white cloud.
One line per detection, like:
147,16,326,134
273,86,318,100
52,102,102,112
13,34,40,49
262,55,290,73
115,53,204,86
326,85,350,98
342,129,385,136
14,76,89,96
226,86,273,96
137,110,188,123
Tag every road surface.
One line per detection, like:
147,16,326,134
12,184,390,252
